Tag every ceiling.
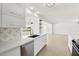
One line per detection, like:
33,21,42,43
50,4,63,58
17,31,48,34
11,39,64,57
24,3,79,24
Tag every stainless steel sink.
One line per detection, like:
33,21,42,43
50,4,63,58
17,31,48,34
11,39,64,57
28,35,40,38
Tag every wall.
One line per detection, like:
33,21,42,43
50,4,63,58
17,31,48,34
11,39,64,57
53,22,79,53
41,21,53,34
25,13,40,35
0,28,21,46
46,23,53,34
25,12,53,35
0,28,21,56
53,22,79,35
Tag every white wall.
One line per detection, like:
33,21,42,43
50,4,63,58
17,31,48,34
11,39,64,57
53,22,79,53
0,28,21,56
53,22,79,35
31,17,40,35
25,12,53,35
25,13,40,35
41,21,53,34
46,22,53,34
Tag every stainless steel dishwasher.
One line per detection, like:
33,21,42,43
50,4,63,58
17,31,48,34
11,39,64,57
21,41,34,56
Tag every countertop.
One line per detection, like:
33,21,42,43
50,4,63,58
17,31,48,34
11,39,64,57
0,33,47,54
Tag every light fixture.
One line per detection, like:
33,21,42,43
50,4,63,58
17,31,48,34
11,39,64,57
45,3,55,8
33,13,38,17
36,11,40,14
73,18,79,24
29,7,34,10
26,6,41,17
26,8,32,14
76,19,79,24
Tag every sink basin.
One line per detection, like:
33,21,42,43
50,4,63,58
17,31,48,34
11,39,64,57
29,35,40,38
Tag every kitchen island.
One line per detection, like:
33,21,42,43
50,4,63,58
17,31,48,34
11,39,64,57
0,33,47,56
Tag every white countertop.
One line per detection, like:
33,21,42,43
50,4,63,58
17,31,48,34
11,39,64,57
0,33,47,54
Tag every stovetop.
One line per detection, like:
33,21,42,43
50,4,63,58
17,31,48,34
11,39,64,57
72,40,79,49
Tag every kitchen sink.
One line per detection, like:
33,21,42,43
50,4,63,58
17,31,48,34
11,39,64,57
29,35,40,38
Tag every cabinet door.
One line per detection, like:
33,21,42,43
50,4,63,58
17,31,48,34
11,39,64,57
2,14,25,27
0,47,20,56
34,34,47,55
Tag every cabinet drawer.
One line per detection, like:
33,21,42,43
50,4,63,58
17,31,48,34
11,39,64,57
34,40,46,55
2,3,25,18
2,14,25,27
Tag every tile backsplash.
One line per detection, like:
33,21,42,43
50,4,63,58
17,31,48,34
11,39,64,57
0,28,21,46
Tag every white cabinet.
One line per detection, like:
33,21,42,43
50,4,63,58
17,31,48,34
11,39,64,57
68,35,72,53
0,47,20,56
1,3,25,27
34,34,47,55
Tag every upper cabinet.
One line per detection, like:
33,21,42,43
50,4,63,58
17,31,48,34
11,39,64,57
1,3,26,27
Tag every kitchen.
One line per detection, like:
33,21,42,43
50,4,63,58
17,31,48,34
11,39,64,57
0,3,79,56
0,3,52,56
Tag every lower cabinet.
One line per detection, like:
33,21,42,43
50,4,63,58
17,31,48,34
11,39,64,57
34,34,47,55
0,47,20,56
21,34,47,56
21,41,34,56
0,34,47,56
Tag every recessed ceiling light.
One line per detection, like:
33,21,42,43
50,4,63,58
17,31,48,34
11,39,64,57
45,3,55,8
73,18,79,24
29,7,34,10
36,11,40,14
34,13,38,17
26,8,32,14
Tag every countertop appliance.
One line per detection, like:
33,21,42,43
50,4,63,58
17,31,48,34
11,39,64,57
72,40,79,56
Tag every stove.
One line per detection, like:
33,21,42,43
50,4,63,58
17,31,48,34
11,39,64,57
72,40,79,56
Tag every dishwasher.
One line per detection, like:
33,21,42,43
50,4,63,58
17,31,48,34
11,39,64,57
21,41,34,56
